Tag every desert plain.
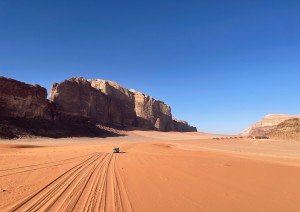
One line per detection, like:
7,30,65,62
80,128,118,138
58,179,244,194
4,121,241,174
0,130,300,212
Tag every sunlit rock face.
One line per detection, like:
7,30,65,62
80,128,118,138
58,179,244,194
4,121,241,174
50,77,123,126
51,77,196,132
266,118,300,139
88,79,136,127
0,76,197,139
241,114,300,136
130,89,175,131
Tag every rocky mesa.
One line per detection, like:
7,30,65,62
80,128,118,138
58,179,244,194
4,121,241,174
0,76,122,139
266,118,300,140
50,77,123,126
51,77,196,132
241,114,300,136
0,76,51,119
0,76,196,138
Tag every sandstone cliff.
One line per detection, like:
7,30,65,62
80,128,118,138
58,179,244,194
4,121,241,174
173,118,197,132
50,77,123,126
0,76,197,138
51,77,196,132
241,114,300,136
0,77,121,138
266,118,300,140
88,79,136,127
130,89,174,131
88,79,176,131
0,76,51,119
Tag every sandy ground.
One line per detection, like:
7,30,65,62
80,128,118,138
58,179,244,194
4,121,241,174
0,131,300,212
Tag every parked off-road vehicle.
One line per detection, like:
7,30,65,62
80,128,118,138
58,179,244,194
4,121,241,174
113,147,119,153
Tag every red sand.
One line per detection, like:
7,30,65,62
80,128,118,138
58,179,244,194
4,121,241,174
0,131,300,211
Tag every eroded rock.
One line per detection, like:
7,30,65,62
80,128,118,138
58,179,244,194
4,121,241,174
50,77,123,126
241,114,300,136
0,76,50,119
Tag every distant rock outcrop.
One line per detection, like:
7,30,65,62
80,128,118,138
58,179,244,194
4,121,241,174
0,76,51,119
173,118,197,132
266,118,300,140
241,114,300,136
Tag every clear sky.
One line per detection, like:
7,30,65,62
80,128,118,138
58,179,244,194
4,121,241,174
1,0,300,134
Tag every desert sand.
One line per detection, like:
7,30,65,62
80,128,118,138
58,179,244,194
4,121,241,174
0,131,300,212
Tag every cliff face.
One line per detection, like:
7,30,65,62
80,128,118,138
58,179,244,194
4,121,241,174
50,77,123,126
0,76,50,119
130,89,174,131
0,76,124,139
241,114,300,136
88,79,176,131
0,76,197,138
51,77,196,132
88,79,136,127
173,119,197,132
266,118,300,140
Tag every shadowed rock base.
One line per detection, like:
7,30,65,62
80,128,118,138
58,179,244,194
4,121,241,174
0,76,197,139
0,117,125,139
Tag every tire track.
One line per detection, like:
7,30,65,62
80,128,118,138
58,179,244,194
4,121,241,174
0,154,89,178
9,153,100,211
113,155,133,212
3,152,133,212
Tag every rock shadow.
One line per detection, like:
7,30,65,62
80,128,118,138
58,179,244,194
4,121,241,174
0,117,126,139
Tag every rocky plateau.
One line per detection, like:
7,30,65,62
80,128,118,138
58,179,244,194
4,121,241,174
0,76,196,139
241,114,300,137
266,118,300,140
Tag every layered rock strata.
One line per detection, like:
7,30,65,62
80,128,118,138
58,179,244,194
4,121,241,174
0,76,51,119
241,114,300,136
51,77,196,132
0,76,197,138
266,118,300,140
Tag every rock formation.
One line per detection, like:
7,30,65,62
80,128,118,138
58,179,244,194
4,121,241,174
50,77,123,126
0,76,51,119
88,79,178,131
88,79,136,126
51,77,196,132
130,89,174,131
241,114,300,136
0,77,122,138
173,118,197,132
0,76,197,138
266,118,300,140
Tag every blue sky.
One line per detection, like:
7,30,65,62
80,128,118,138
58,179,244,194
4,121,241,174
1,0,300,134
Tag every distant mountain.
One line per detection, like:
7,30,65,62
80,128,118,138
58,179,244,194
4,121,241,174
266,118,300,140
241,114,300,136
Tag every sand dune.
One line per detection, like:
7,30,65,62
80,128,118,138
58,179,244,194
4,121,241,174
1,131,300,211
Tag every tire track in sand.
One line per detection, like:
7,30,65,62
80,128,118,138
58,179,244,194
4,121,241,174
0,154,89,178
3,152,132,212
